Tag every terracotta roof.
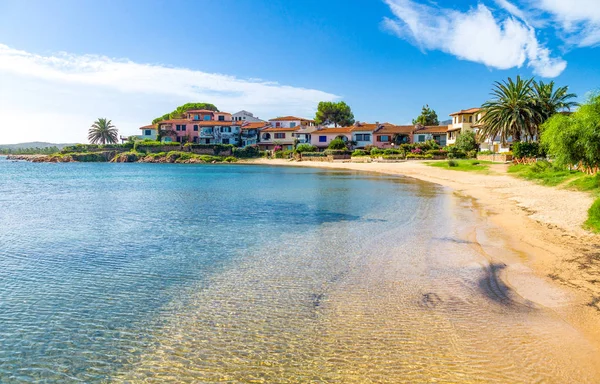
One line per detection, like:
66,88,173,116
158,119,191,124
261,127,300,132
414,125,448,134
186,109,216,113
159,119,238,126
375,125,414,134
139,124,157,130
269,116,315,122
315,127,353,134
449,107,480,116
241,122,269,130
215,112,232,115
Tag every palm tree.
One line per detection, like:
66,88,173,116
88,118,118,144
480,76,539,143
531,80,578,123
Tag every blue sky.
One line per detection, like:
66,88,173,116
0,0,599,143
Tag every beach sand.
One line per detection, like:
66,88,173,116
246,158,600,346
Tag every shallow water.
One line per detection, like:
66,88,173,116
0,158,599,383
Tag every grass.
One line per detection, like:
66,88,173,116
426,159,491,173
508,161,600,233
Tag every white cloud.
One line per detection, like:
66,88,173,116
0,44,338,144
383,0,567,77
534,0,600,46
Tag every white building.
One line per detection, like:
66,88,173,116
232,110,264,123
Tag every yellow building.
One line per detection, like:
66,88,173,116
446,107,482,145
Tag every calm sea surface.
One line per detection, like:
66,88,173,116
1,157,599,383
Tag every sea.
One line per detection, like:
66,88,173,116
1,157,599,383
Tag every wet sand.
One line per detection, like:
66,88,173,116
246,159,600,349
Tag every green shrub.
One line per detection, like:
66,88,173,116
224,156,237,163
447,151,467,159
383,148,402,155
466,150,477,158
513,142,542,159
363,145,376,153
352,149,368,157
470,160,480,165
301,152,327,157
585,198,600,232
406,153,434,159
233,145,260,158
382,155,405,160
324,149,351,156
455,131,478,152
448,160,458,167
479,150,494,155
185,144,234,155
370,148,384,155
295,143,317,153
327,138,348,150
426,149,448,157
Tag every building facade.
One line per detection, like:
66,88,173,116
240,121,269,147
269,116,316,129
157,110,242,145
446,108,481,146
232,110,264,123
258,127,299,150
138,124,157,140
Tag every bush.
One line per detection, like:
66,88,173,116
479,150,494,155
470,160,480,165
324,149,351,155
455,131,478,152
447,146,467,159
352,149,368,157
426,149,448,157
382,155,405,160
363,145,376,153
414,139,440,151
233,145,261,158
586,198,600,232
383,149,402,155
185,143,234,155
301,152,327,157
282,150,294,158
512,142,542,159
224,156,237,163
327,138,348,150
370,148,384,155
295,143,317,153
406,153,434,159
466,150,477,158
448,160,458,167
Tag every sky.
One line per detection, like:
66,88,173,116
0,0,599,144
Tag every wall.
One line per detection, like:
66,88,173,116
311,133,351,148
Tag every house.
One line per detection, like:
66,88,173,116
269,116,316,129
372,124,414,148
258,127,299,150
241,121,269,147
157,110,241,145
446,108,481,145
413,125,448,147
233,110,264,123
293,125,319,145
139,124,157,140
351,122,378,148
311,127,353,149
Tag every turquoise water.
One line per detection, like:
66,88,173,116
1,157,599,383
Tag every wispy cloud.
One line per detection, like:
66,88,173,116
382,0,567,78
534,0,600,47
0,44,338,143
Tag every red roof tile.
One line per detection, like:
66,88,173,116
269,116,315,122
449,107,480,116
261,127,300,132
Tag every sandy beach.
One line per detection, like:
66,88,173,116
247,158,600,345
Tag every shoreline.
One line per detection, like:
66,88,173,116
244,158,600,346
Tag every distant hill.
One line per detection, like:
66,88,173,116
0,142,76,150
439,119,452,126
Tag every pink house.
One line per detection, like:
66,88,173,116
311,127,353,149
157,109,241,145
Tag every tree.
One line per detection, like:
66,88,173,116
315,101,355,127
88,118,118,144
152,103,219,124
327,137,349,150
541,94,600,174
479,76,539,143
455,131,478,152
531,80,578,123
412,105,439,126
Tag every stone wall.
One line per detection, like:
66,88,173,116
477,153,513,162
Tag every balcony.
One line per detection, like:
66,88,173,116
200,130,214,138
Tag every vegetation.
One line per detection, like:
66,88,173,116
327,138,349,150
88,118,118,144
152,103,219,124
295,143,317,153
233,145,261,158
454,131,477,152
352,149,368,156
512,142,544,159
508,161,581,186
427,159,491,172
314,101,355,127
412,104,439,126
0,146,60,155
541,94,600,174
480,76,577,144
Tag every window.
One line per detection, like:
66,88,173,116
290,122,296,128
176,136,181,142
204,139,211,144
181,125,186,131
469,116,472,123
222,138,230,144
144,130,151,136
243,116,246,120
417,135,425,142
319,135,327,142
275,133,285,139
221,127,232,133
378,135,389,142
355,134,371,141
176,125,181,131
218,115,225,121
275,122,281,127
204,115,211,121
193,137,198,143
193,125,198,131
194,114,199,120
